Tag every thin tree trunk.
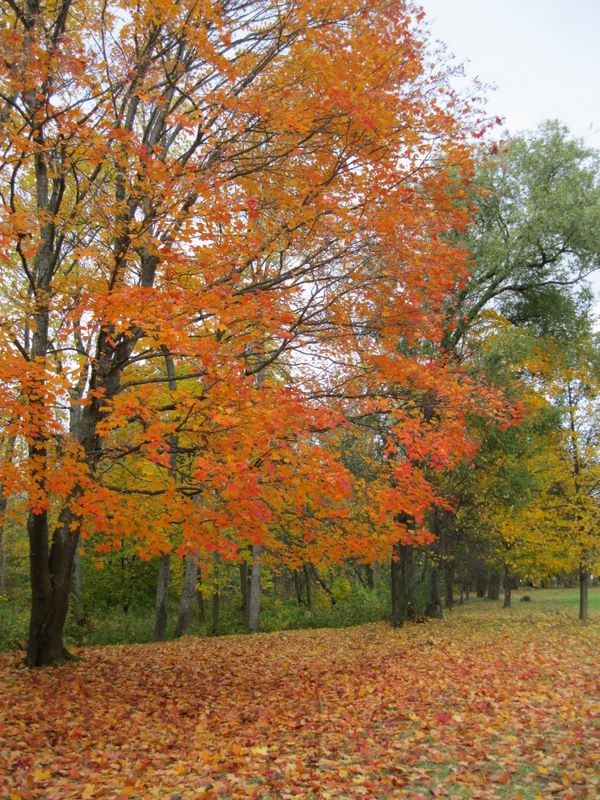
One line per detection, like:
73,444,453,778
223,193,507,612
444,562,454,609
391,543,410,627
71,548,82,598
174,554,198,638
425,512,443,619
373,561,381,586
211,586,220,634
311,565,336,606
503,564,512,609
303,563,312,609
196,584,206,623
293,569,304,606
0,490,10,597
391,547,401,627
475,570,487,598
353,562,366,588
246,358,266,635
365,563,375,590
68,388,84,618
153,351,179,642
579,562,589,622
154,554,170,641
424,558,443,619
248,543,262,632
567,385,588,623
487,570,501,601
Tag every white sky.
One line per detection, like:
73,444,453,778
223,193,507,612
421,0,600,306
421,0,600,150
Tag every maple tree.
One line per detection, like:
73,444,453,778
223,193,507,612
0,0,493,665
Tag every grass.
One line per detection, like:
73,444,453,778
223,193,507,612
511,586,600,613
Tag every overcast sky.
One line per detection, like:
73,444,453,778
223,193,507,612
420,0,600,304
421,0,600,150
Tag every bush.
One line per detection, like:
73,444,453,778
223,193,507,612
0,598,28,650
260,584,390,632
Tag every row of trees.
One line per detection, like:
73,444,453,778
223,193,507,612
0,0,599,665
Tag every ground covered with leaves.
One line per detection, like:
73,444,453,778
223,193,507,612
1,600,599,799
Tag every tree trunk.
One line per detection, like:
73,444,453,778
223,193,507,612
0,492,9,597
444,562,454,609
248,543,262,633
27,507,80,666
293,569,304,606
71,548,83,598
353,562,366,588
311,565,336,606
211,586,220,634
174,554,198,638
365,563,375,590
487,570,501,601
196,585,206,623
154,554,171,641
424,558,443,619
303,563,312,609
391,548,401,627
26,289,82,665
579,562,589,622
154,352,180,642
438,519,454,610
373,561,381,586
503,564,512,609
391,543,411,627
475,570,487,598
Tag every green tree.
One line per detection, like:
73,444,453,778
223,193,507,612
447,120,600,351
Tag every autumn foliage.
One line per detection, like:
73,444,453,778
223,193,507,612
0,0,515,664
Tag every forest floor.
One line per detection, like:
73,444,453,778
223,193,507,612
1,593,598,799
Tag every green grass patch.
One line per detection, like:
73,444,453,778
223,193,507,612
510,586,600,614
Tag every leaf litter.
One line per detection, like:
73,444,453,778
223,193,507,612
1,605,598,799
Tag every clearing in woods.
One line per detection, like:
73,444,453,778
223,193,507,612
1,593,598,799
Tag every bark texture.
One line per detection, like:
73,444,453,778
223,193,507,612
174,555,199,638
153,554,171,642
248,544,263,633
579,563,589,622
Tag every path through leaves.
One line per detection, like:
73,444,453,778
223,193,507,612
1,604,598,799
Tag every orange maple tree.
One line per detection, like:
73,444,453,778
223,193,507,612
0,0,499,665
